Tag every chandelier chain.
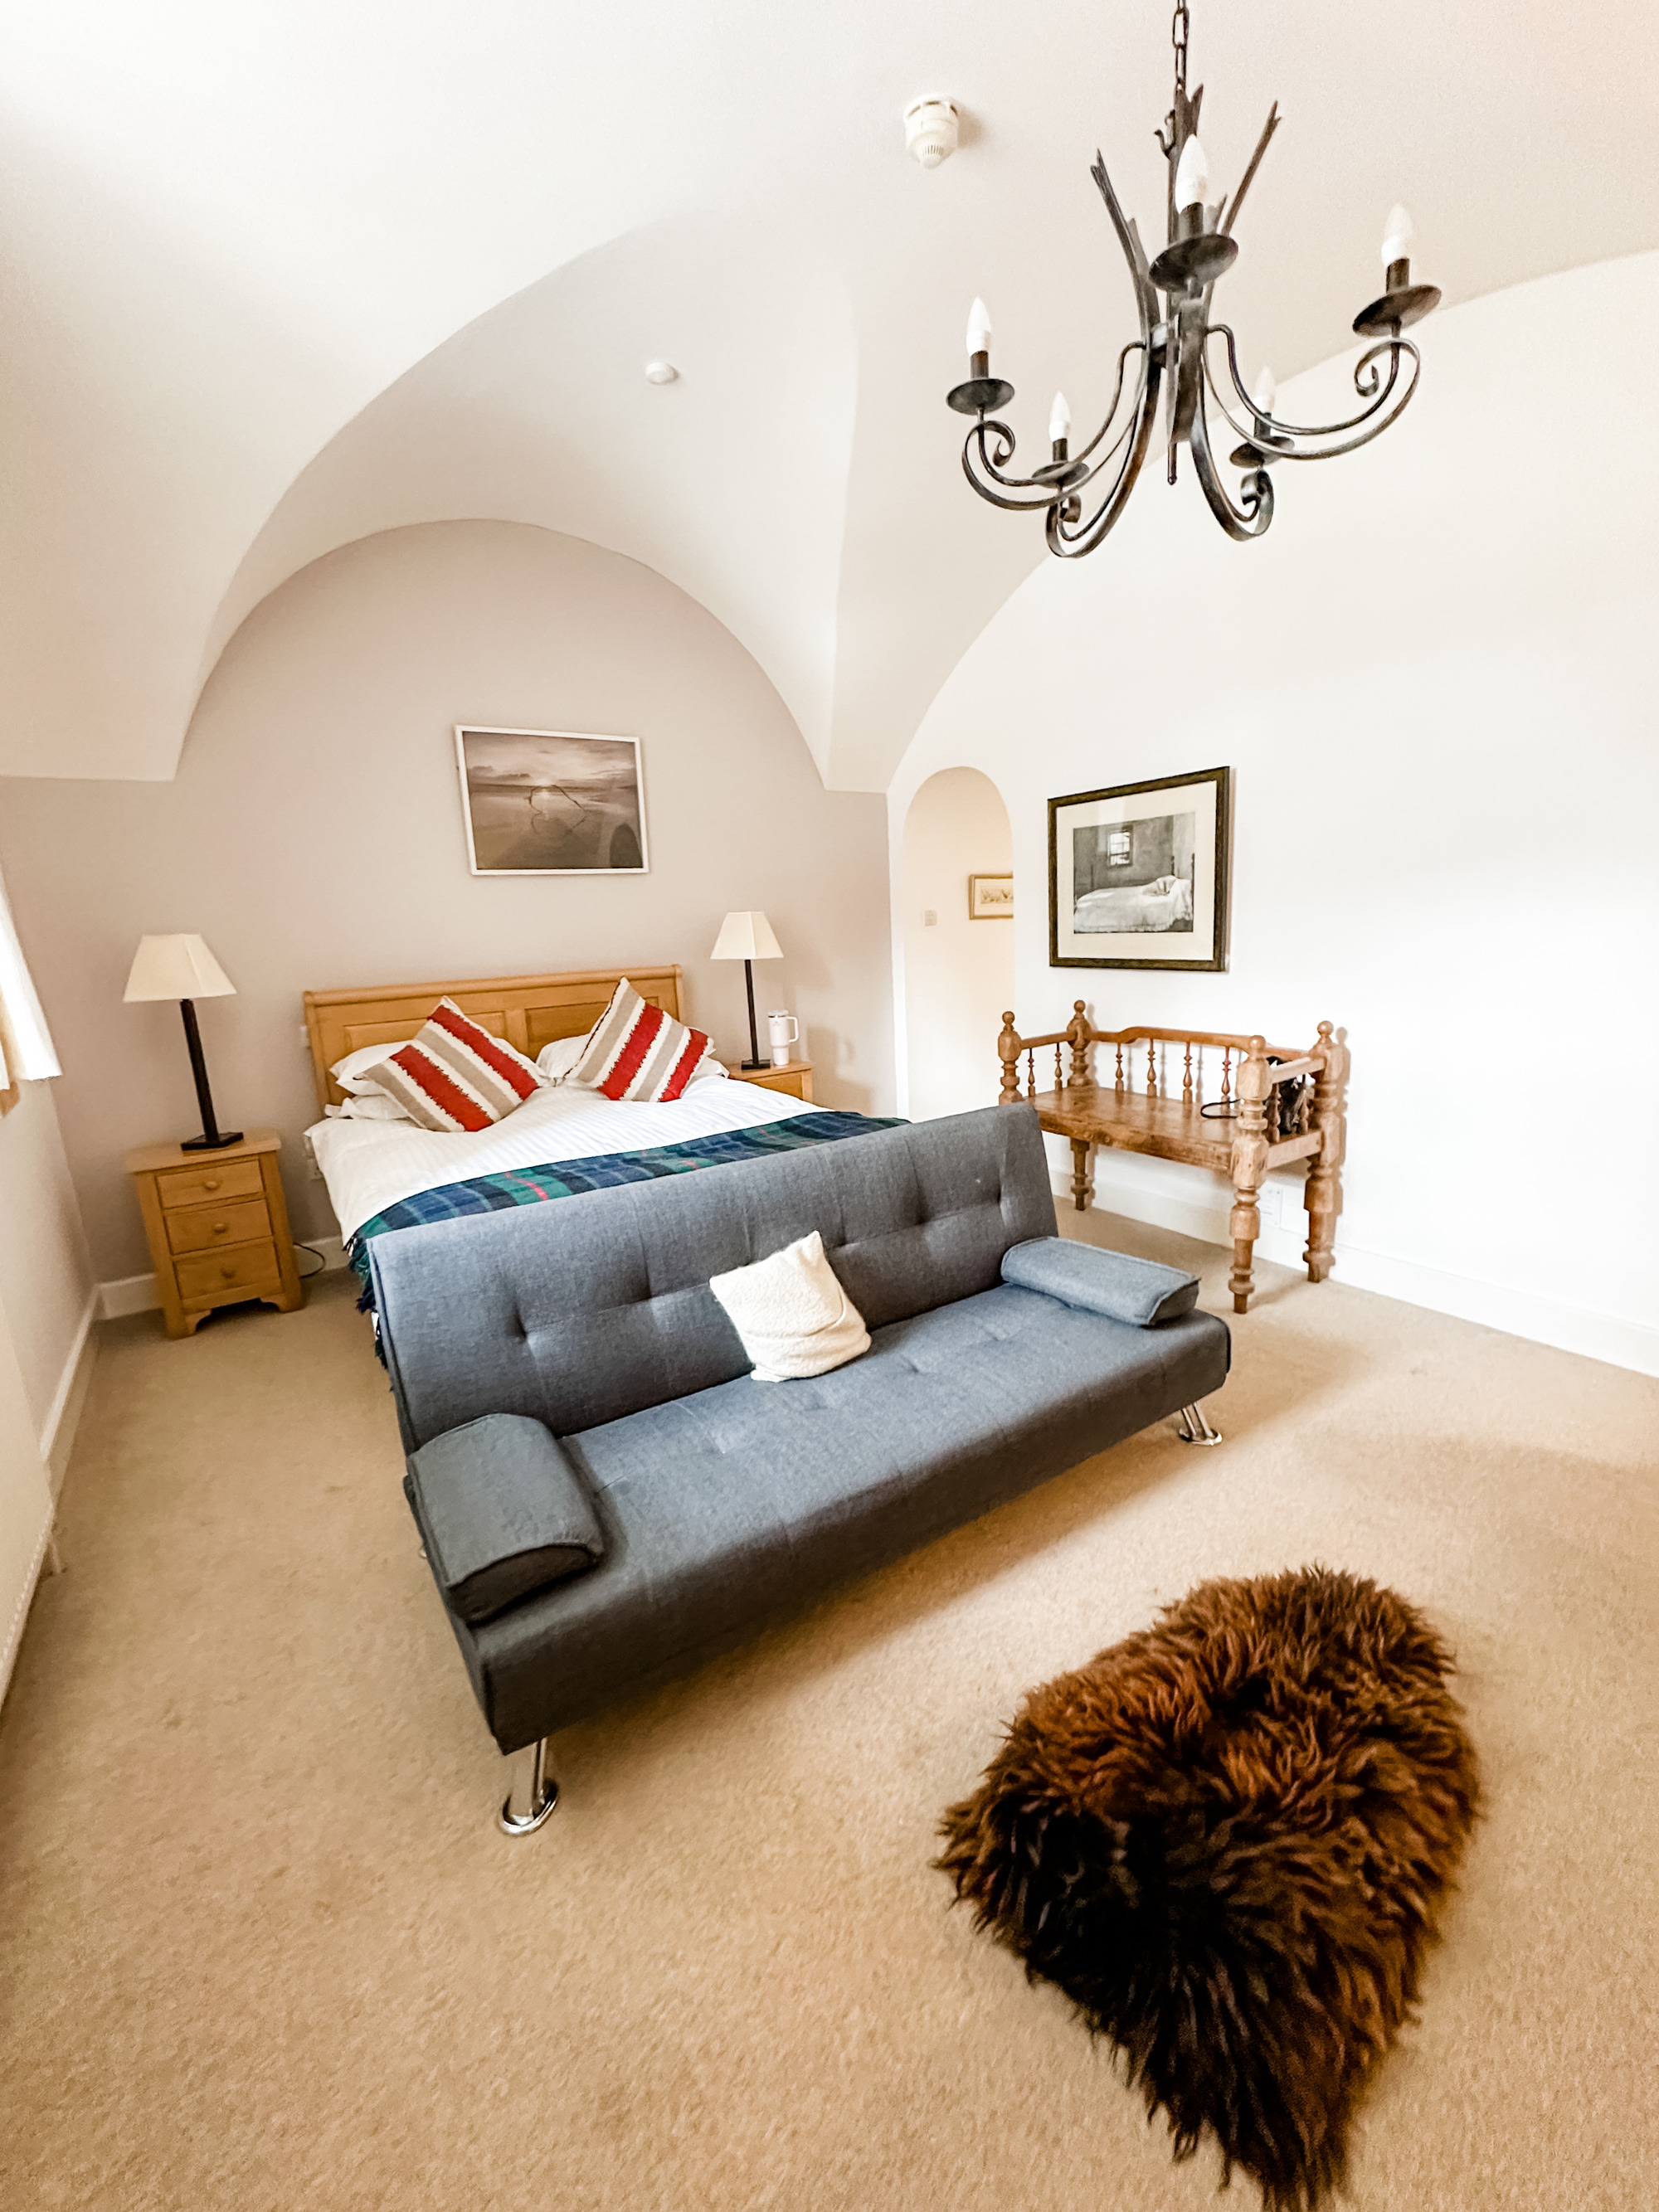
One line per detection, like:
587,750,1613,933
1171,2,1189,99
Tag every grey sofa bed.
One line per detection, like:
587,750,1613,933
371,1103,1230,1830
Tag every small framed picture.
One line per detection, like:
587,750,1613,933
1048,767,1230,970
968,873,1014,920
455,727,649,876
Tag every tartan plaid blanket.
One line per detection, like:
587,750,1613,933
348,1109,904,1317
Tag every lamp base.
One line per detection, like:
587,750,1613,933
739,1059,768,1072
181,1130,244,1151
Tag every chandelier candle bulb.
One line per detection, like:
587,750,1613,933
966,297,993,362
1174,134,1211,212
1252,367,1277,419
1381,202,1415,284
1048,391,1072,445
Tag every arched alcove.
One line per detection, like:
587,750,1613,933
900,767,1014,1122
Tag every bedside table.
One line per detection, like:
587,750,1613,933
125,1129,304,1339
724,1059,814,1102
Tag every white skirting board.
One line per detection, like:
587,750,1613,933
41,1293,100,1497
0,1508,54,1718
100,1236,348,1320
1059,1168,1659,1378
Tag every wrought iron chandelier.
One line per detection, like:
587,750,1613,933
946,3,1440,555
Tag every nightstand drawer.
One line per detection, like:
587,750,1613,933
176,1242,282,1304
164,1197,272,1255
157,1159,265,1210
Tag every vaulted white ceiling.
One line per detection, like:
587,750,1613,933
2,0,1655,788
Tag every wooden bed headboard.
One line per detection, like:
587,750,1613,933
301,965,684,1111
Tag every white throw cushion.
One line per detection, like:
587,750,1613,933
536,1035,587,1082
707,1230,870,1383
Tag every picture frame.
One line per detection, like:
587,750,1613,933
454,726,649,877
1048,766,1231,970
968,873,1014,921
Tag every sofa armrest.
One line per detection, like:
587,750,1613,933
1000,1237,1200,1328
407,1412,605,1624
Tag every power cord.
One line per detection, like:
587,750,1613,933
294,1242,332,1280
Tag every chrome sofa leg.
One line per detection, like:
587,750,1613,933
1176,1402,1223,1447
499,1737,559,1835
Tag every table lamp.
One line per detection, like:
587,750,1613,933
710,910,781,1071
124,933,243,1150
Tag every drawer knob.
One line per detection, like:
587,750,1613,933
221,1266,236,1281
205,1178,221,1191
212,1221,228,1235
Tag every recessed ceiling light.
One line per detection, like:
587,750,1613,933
644,361,679,385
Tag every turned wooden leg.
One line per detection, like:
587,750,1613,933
1304,1159,1339,1281
1228,1183,1261,1312
1070,1138,1092,1213
1228,1040,1271,1314
1303,1020,1348,1286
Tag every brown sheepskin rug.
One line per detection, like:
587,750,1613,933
936,1567,1479,2210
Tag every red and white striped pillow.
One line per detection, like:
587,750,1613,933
567,977,710,1103
372,999,543,1133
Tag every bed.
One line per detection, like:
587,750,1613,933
1072,874,1194,934
300,965,896,1303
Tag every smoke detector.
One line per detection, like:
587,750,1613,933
904,97,959,170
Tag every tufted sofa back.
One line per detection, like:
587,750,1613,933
372,1104,1056,1451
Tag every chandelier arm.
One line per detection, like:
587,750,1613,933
1219,104,1281,237
1089,153,1160,343
965,340,1150,508
1046,344,1165,556
1188,377,1273,538
1062,342,1149,473
1204,324,1417,450
961,422,1070,511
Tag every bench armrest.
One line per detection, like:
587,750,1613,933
1000,1237,1200,1328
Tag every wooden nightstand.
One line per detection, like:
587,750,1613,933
125,1130,304,1339
724,1059,815,1102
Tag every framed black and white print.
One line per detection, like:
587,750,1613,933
1048,767,1230,970
455,727,649,876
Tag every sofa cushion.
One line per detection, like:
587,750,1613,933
708,1230,871,1381
460,1283,1231,1749
1000,1237,1200,1327
407,1412,605,1623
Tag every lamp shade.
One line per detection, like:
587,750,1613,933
710,911,782,962
123,934,236,1003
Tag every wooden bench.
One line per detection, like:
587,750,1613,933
996,1005,1349,1313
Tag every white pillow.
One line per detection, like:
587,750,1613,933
536,1035,587,1082
324,1094,415,1123
708,1230,869,1383
688,1051,728,1083
331,1043,400,1096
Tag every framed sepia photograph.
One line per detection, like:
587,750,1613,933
455,727,649,876
968,873,1014,920
1048,766,1230,970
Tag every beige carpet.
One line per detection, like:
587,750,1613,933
2,1221,1656,2211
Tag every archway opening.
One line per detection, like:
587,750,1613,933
900,766,1014,1121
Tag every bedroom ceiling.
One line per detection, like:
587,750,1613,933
2,0,1656,789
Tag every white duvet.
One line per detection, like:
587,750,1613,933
306,1074,816,1242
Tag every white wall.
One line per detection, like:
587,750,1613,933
898,768,1013,1121
0,1077,95,1458
891,256,1659,1374
0,521,893,1286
